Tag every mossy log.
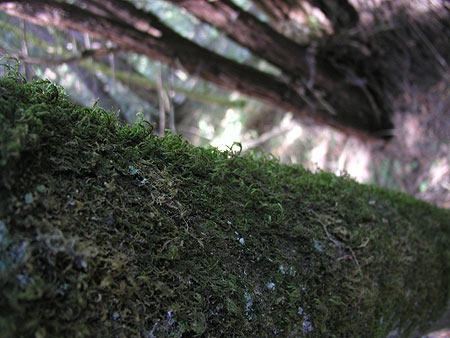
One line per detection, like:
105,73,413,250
0,63,449,337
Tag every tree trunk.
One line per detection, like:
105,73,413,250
0,0,394,140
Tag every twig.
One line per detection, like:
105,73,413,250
311,210,362,275
0,47,119,66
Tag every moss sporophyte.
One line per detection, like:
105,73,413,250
0,59,449,337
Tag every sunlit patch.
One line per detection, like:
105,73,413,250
403,114,422,149
43,68,57,81
269,113,299,156
135,22,162,38
429,157,449,187
408,0,441,13
198,118,215,136
211,108,242,150
337,139,371,182
175,69,187,81
283,114,303,147
309,138,329,171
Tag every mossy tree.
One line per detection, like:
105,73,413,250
0,62,449,337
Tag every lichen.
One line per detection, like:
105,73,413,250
0,58,449,337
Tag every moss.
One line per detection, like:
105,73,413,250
0,59,449,337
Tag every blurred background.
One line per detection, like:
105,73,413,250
0,0,448,210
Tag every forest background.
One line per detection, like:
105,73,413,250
0,0,448,211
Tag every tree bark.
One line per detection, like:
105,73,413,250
165,0,392,137
309,0,359,31
0,0,393,139
251,0,358,31
166,0,311,76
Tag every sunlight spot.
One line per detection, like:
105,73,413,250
344,152,370,182
285,125,303,146
272,113,301,157
199,119,215,135
404,114,422,149
211,109,242,150
429,158,448,186
175,69,187,81
43,68,57,81
337,140,371,182
409,0,441,13
310,139,328,170
230,92,240,100
282,113,303,147
135,22,162,37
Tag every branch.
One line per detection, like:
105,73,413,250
0,47,119,66
165,0,311,75
0,1,309,113
242,122,295,151
0,0,393,139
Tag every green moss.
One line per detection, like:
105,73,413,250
0,59,449,337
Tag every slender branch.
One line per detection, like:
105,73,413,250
0,47,119,66
242,122,295,151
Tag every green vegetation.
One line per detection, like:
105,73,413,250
0,60,449,337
